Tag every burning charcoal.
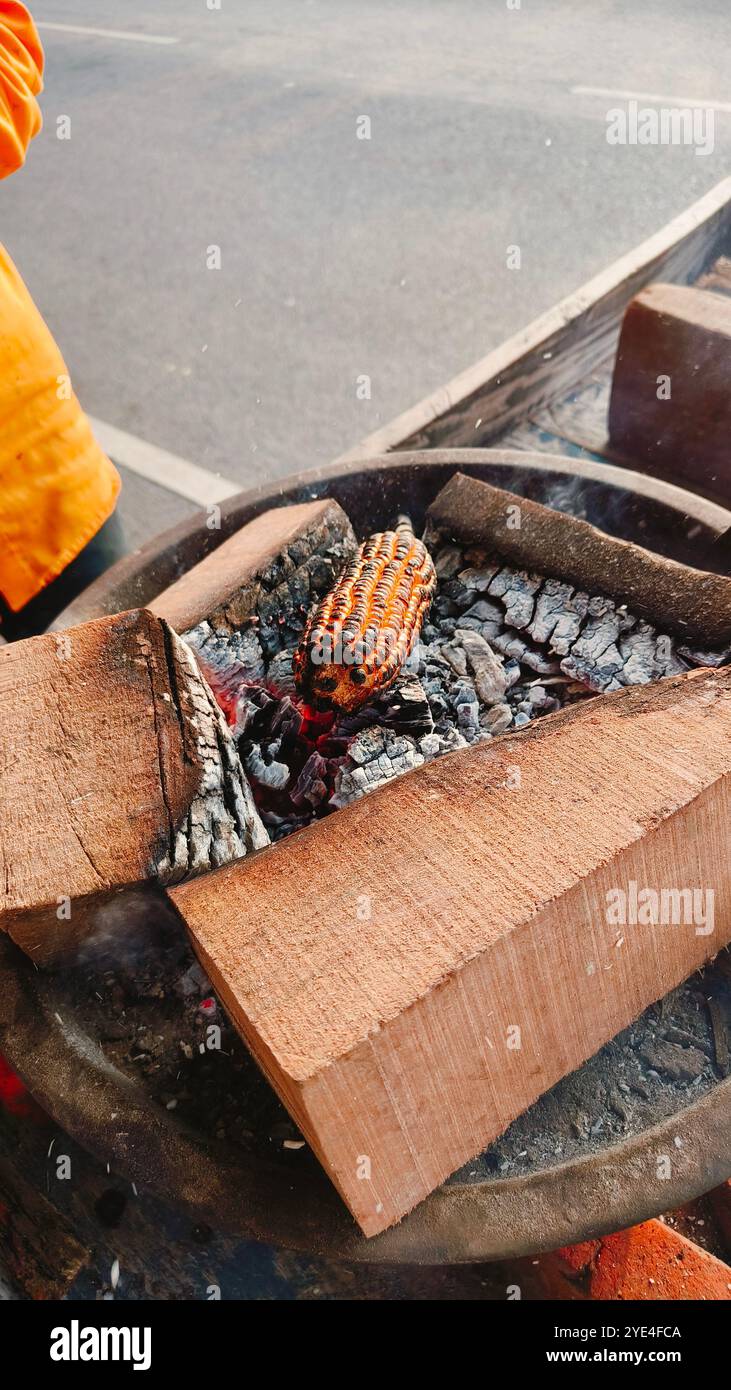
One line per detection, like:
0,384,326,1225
187,622,268,717
454,629,510,705
244,742,290,791
202,528,730,855
270,697,306,762
487,568,542,630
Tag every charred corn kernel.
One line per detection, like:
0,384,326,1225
293,519,436,713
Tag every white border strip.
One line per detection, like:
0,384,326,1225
36,21,179,46
89,417,240,507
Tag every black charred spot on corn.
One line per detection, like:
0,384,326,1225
293,520,437,713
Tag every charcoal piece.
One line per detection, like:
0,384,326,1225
380,676,434,735
291,752,329,809
457,702,480,737
678,642,731,668
244,743,290,791
434,545,463,578
454,629,510,705
441,642,468,676
329,727,424,808
527,685,561,714
441,578,474,610
457,566,500,591
560,605,625,692
561,650,624,693
487,568,542,630
481,703,513,734
638,1038,707,1083
528,578,589,651
267,648,297,697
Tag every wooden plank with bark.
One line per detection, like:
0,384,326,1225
426,471,731,645
608,283,731,505
169,665,731,1236
0,609,266,962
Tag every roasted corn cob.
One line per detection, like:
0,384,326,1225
293,517,436,713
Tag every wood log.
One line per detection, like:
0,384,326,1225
169,665,731,1236
608,283,731,505
148,498,355,636
426,471,731,646
0,609,266,963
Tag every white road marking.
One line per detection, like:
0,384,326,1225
571,85,731,115
36,21,179,46
89,417,240,507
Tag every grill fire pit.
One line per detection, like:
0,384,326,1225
2,449,730,1264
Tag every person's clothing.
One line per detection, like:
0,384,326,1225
0,2,121,614
0,509,125,639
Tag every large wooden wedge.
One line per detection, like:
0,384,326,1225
0,609,266,962
169,665,731,1236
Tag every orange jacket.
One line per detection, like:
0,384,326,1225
0,2,120,610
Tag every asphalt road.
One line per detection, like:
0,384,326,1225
3,0,731,548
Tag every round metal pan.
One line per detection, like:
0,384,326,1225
2,448,730,1264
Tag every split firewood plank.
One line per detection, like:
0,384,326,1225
0,609,267,963
170,665,731,1236
608,283,731,505
426,471,731,646
148,498,355,636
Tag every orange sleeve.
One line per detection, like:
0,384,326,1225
0,1,43,178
